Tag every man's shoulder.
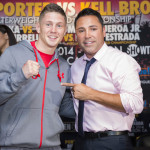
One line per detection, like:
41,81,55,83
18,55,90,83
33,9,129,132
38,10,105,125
70,56,84,73
106,45,132,60
72,56,83,66
1,40,33,61
7,40,31,51
105,45,139,69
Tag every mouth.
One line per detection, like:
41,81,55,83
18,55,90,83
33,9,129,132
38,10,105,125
84,41,94,46
48,35,58,40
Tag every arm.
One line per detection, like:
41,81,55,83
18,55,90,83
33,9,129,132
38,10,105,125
0,49,25,105
61,56,143,114
59,88,76,118
0,48,40,105
76,84,125,112
61,83,125,112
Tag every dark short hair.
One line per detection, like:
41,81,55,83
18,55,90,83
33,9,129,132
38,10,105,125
74,8,104,28
39,3,67,23
0,24,17,46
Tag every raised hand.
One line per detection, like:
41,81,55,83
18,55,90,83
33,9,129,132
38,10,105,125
22,60,40,79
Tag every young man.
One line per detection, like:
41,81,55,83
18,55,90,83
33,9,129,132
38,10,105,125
0,3,75,150
62,8,143,150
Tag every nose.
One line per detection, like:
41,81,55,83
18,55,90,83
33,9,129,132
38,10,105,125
85,30,90,38
51,25,57,33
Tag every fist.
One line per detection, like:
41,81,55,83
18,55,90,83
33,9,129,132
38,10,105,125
22,60,40,79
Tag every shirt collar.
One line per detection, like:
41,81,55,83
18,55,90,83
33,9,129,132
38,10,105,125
82,42,108,62
94,42,108,61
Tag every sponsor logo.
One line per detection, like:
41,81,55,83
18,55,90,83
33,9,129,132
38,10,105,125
127,44,150,57
139,67,150,77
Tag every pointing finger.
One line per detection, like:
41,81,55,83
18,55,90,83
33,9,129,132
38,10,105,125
61,83,76,87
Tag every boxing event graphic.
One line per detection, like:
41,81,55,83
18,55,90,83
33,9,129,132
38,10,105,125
0,0,150,149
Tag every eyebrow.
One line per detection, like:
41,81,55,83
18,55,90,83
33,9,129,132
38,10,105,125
76,25,98,30
45,20,65,24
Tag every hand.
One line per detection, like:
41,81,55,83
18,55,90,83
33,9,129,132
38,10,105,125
61,83,92,100
22,60,40,79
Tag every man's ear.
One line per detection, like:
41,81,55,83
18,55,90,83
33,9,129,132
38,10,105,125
103,26,106,37
36,22,40,34
4,33,9,40
64,26,67,36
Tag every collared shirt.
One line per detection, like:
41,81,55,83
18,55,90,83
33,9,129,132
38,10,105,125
71,43,143,132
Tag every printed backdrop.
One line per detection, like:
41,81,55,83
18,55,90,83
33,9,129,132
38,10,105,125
0,0,150,149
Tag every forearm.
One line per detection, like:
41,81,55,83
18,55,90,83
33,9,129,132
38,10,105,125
86,87,126,112
59,89,76,119
62,83,126,112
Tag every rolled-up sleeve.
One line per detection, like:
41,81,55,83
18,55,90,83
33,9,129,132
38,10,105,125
120,69,143,114
113,55,143,114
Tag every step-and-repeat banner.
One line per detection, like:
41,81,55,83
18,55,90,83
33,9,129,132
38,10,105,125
0,0,150,149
